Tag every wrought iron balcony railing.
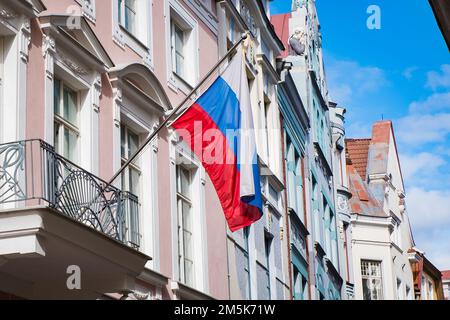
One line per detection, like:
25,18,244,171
0,139,141,249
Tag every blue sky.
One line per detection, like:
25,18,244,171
271,0,450,269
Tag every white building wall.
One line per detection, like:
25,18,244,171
351,215,395,300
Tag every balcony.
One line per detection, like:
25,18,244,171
0,139,141,247
0,140,150,299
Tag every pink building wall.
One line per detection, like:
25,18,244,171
23,0,228,299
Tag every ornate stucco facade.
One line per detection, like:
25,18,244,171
272,0,345,300
346,121,415,300
0,0,444,301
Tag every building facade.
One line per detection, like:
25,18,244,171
217,0,291,300
329,102,355,299
442,271,450,300
0,0,235,300
346,121,416,300
0,0,442,301
409,248,444,300
277,59,311,300
272,0,344,300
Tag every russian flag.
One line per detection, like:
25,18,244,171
172,49,263,232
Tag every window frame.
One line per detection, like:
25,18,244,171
53,78,80,163
165,0,199,92
243,226,251,300
264,233,273,299
263,98,271,164
171,19,186,79
293,267,308,300
113,0,153,67
396,278,403,300
118,0,137,36
390,216,402,248
176,164,196,287
361,260,384,300
120,124,142,195
286,138,304,218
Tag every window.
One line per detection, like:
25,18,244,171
406,285,411,300
422,277,435,300
293,268,308,300
166,1,198,89
176,165,195,287
114,0,152,62
396,278,403,300
421,275,427,299
427,280,434,300
118,0,136,35
320,119,324,147
120,124,141,195
324,200,331,255
390,217,402,248
361,260,383,300
264,234,272,299
171,20,186,78
54,79,79,163
293,268,301,300
286,138,304,218
312,179,321,244
264,100,270,161
120,125,141,248
226,16,237,51
325,205,338,267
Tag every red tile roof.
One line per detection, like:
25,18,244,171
347,163,386,217
345,139,371,180
442,270,450,280
271,13,291,58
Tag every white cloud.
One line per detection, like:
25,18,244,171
413,230,450,270
400,152,445,182
326,57,388,105
408,92,450,113
407,187,450,230
434,145,450,157
397,113,450,145
402,66,418,80
426,64,450,90
326,60,450,268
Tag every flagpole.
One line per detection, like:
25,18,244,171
107,33,248,185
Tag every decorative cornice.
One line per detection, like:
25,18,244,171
113,25,125,48
0,7,18,20
170,280,215,300
42,35,56,79
56,49,89,76
19,21,31,62
42,35,56,57
313,142,333,178
113,87,122,127
92,74,102,113
131,290,150,300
